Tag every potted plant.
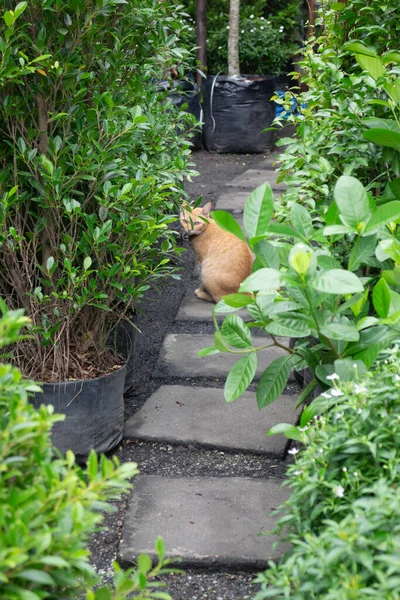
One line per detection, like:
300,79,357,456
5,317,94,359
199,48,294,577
0,1,195,457
201,1,299,153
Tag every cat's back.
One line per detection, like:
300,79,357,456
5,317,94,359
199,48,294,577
197,220,253,276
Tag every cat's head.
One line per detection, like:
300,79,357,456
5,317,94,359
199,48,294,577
180,202,212,236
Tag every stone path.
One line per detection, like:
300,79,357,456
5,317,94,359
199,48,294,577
119,155,299,576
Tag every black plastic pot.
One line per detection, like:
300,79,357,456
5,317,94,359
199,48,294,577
203,75,276,154
32,365,126,458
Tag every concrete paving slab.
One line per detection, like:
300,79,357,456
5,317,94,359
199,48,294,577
175,289,249,322
153,334,288,380
119,475,290,568
257,157,282,170
226,169,287,191
124,385,298,455
215,190,249,214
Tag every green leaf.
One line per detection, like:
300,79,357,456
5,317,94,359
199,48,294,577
295,378,318,408
83,256,92,270
323,224,354,236
46,256,55,271
320,323,359,341
364,129,400,150
364,201,400,233
267,422,305,441
334,359,367,382
355,54,386,79
257,356,292,409
266,315,311,338
137,553,152,574
290,204,313,240
239,268,281,293
224,353,257,402
253,240,280,269
39,556,70,568
243,182,274,238
310,269,364,295
4,11,15,27
198,346,219,357
211,210,246,242
221,314,253,348
19,570,55,585
345,41,377,57
156,536,166,561
348,235,376,271
214,331,231,352
221,293,254,308
372,278,391,318
88,449,98,480
14,2,28,18
334,176,371,229
249,223,303,243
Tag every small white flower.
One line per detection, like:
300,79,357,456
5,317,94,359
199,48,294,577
226,25,230,29
318,448,323,453
321,392,332,399
353,363,358,368
288,447,299,455
342,466,347,472
250,28,254,32
326,373,339,381
335,411,344,419
334,485,345,498
353,472,358,477
357,408,362,414
298,426,308,432
331,389,344,397
260,26,264,30
250,14,254,18
218,46,222,49
241,30,245,33
293,470,302,475
354,384,367,394
261,16,265,20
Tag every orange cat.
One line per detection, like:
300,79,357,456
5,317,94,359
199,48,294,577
180,201,253,303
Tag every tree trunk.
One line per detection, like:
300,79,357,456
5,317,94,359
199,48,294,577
196,0,207,89
228,0,240,76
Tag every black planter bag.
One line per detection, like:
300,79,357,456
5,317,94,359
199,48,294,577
203,75,276,154
32,365,126,459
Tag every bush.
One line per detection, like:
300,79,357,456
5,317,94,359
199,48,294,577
254,346,400,598
0,305,178,599
0,1,197,381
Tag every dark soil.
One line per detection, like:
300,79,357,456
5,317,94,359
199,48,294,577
89,149,298,599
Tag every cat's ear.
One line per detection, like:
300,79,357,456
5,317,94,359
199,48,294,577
201,202,212,218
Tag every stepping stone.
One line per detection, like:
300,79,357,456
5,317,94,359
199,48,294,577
226,169,287,191
153,334,288,380
119,475,290,569
124,385,298,455
175,289,249,322
215,190,249,214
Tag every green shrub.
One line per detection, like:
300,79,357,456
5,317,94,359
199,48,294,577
254,346,400,598
0,306,178,599
0,1,197,381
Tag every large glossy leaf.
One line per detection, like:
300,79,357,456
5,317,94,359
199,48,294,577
239,268,281,293
310,269,364,295
290,204,313,240
320,323,360,342
211,210,247,242
266,315,311,338
334,359,367,382
220,293,255,308
243,182,274,238
256,355,292,409
372,278,391,318
334,176,371,229
345,41,377,57
348,235,376,271
355,54,385,79
221,314,253,348
224,353,257,402
364,201,400,234
253,240,280,269
363,129,400,150
364,117,400,133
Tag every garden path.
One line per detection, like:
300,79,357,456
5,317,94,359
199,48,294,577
118,155,300,575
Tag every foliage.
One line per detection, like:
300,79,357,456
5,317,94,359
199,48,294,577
200,174,400,412
207,17,294,76
0,305,179,599
273,0,400,213
180,0,301,75
0,1,197,381
254,347,400,599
